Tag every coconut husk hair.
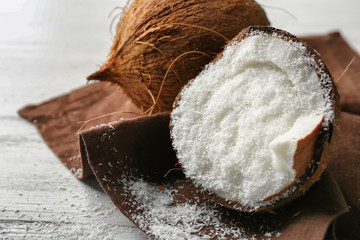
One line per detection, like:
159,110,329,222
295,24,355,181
87,0,269,112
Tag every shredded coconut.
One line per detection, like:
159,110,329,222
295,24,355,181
171,32,332,208
70,167,83,178
120,178,281,240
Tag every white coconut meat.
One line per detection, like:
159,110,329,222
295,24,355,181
171,34,326,207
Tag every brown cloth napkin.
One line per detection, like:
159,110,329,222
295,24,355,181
18,32,360,239
19,82,141,178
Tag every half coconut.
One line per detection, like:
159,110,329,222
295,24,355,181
170,26,339,212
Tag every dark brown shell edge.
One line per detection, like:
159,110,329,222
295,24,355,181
169,26,340,213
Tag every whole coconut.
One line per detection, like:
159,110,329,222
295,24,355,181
88,0,269,112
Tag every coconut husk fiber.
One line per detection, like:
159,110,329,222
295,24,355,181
18,32,360,239
87,0,270,112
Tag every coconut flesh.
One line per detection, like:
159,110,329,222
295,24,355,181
171,27,336,210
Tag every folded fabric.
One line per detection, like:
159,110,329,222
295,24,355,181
19,82,141,178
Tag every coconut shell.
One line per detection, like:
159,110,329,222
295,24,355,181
170,26,340,212
87,0,269,112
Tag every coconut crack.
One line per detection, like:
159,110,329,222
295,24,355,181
171,28,333,209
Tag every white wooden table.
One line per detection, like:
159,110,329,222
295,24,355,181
0,0,359,239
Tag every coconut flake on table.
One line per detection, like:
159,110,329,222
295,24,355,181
171,33,330,208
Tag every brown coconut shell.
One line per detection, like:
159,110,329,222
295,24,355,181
87,0,269,112
170,26,340,213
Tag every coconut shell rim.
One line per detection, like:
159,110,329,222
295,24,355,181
169,25,340,213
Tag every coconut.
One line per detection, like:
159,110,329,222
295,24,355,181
170,26,340,212
87,0,269,112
